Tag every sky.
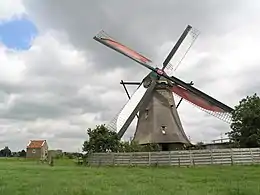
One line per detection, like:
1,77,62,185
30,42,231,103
0,0,260,152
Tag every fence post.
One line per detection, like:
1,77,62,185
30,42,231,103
112,153,115,166
129,153,133,166
86,153,91,166
178,151,180,167
220,150,223,165
189,150,193,166
250,148,254,164
257,148,260,164
148,152,151,166
210,149,213,165
192,150,195,166
256,148,260,163
169,151,171,166
230,149,233,166
98,156,101,167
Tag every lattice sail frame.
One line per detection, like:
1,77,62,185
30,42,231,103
94,30,153,67
106,85,144,132
164,27,200,76
170,84,232,123
172,90,232,123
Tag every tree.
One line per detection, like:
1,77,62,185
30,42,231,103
226,93,260,148
82,124,121,153
18,150,26,157
118,141,140,152
118,141,160,152
141,143,160,152
82,124,161,154
194,142,205,150
0,146,12,157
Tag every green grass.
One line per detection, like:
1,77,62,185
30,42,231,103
0,158,259,195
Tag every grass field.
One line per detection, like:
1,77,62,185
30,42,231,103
0,158,260,195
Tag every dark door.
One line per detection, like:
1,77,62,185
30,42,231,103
161,144,169,151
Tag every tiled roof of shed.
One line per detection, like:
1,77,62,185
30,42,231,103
27,140,46,149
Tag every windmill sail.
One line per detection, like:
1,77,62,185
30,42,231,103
164,26,199,75
105,84,146,133
172,85,224,112
117,80,157,138
116,83,147,132
163,25,192,68
170,84,233,123
93,31,154,71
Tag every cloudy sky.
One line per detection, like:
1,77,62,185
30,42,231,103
0,0,259,152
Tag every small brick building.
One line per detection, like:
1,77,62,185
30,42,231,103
26,140,48,160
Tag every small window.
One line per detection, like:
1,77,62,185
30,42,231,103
145,108,149,119
32,149,36,153
161,125,167,135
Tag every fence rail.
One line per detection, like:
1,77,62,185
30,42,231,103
87,148,260,166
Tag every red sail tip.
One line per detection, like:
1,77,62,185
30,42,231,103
102,38,152,64
171,85,225,112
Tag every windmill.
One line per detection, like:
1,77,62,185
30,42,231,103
93,25,234,151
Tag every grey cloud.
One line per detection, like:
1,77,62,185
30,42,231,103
23,0,251,71
0,89,107,121
176,55,222,87
236,67,260,97
54,130,86,139
23,0,259,106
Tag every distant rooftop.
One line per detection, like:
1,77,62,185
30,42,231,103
27,140,46,149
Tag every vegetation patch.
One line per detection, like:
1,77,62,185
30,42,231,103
0,159,259,195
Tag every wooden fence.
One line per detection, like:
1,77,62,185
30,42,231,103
87,148,260,166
